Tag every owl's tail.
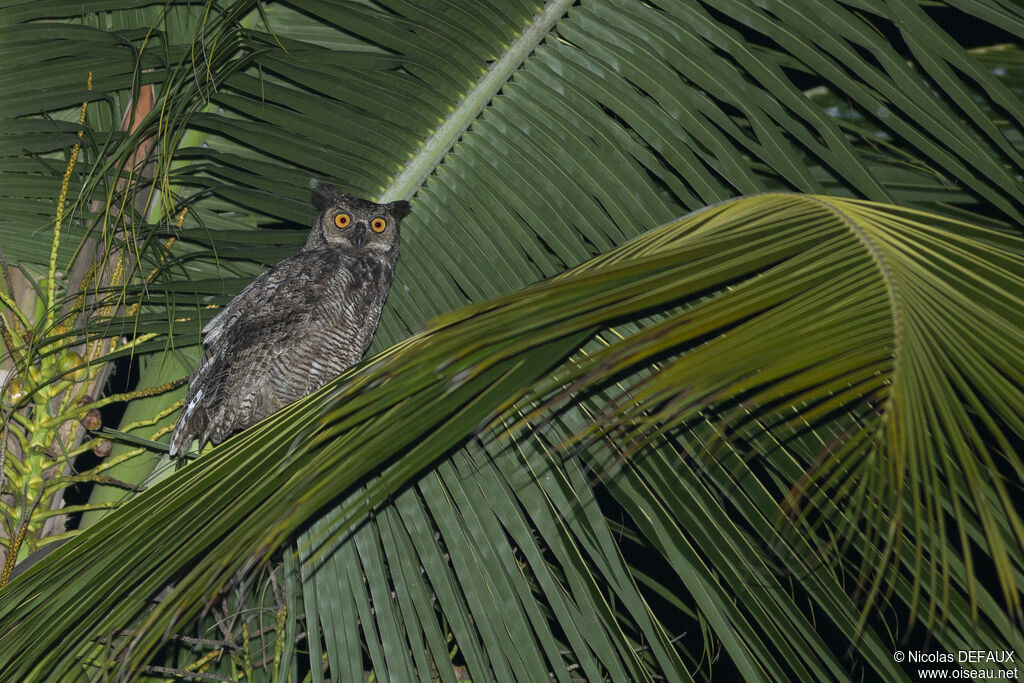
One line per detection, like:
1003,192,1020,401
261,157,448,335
168,387,205,456
167,424,190,457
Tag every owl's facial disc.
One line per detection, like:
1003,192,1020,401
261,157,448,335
313,189,399,254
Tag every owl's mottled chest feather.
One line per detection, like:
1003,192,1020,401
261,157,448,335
299,248,396,346
205,247,394,343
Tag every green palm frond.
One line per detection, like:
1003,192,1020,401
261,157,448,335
3,2,1024,681
0,195,1020,681
6,2,1023,305
167,0,1024,330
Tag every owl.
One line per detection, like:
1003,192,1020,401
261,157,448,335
168,184,411,456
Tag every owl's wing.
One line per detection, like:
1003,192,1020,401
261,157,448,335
169,252,337,455
201,269,272,347
202,250,331,342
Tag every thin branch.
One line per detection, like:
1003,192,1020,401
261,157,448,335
45,472,145,493
42,377,185,428
142,666,234,682
31,502,123,520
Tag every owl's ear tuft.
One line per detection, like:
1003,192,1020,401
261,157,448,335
389,200,412,219
312,183,340,212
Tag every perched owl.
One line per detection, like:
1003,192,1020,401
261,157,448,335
168,185,410,456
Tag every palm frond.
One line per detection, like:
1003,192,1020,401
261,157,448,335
0,195,1020,681
4,2,1024,681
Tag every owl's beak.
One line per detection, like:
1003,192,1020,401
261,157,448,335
352,222,366,250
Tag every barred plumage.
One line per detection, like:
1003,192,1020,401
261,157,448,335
168,185,410,456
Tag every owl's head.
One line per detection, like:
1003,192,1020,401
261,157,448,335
308,184,411,256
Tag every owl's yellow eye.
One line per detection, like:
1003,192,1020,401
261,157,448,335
371,217,387,233
334,213,351,229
